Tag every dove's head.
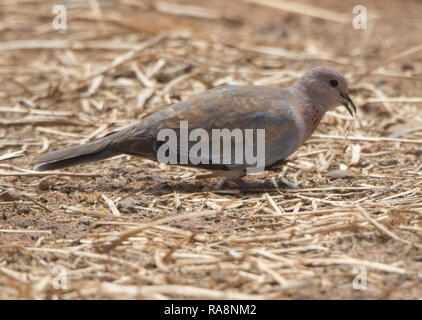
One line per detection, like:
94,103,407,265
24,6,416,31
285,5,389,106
296,66,356,116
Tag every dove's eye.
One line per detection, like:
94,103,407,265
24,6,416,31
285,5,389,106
329,79,338,87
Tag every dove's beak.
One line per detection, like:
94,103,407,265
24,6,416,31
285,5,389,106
340,92,357,117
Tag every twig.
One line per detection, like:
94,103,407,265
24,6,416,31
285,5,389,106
357,205,421,248
243,0,350,23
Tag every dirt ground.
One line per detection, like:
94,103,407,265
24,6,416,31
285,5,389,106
0,0,422,299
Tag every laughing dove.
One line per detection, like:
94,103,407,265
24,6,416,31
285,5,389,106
34,66,356,186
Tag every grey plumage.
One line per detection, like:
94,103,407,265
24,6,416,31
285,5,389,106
34,66,356,178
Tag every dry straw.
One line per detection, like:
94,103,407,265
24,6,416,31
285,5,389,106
0,0,421,299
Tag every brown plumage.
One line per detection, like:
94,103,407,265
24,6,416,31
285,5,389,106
34,66,356,185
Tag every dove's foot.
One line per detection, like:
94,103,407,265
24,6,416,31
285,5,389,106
213,177,228,190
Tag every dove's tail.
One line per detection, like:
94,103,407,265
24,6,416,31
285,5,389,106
34,137,119,171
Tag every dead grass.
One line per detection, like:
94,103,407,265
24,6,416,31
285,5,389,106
0,0,422,299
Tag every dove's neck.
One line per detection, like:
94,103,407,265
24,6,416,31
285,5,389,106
289,83,330,143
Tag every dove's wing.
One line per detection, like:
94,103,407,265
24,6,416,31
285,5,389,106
112,86,301,171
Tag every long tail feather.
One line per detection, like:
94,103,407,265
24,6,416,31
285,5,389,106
34,138,118,171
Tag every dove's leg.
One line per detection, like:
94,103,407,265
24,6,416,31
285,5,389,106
214,177,229,190
207,169,246,190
